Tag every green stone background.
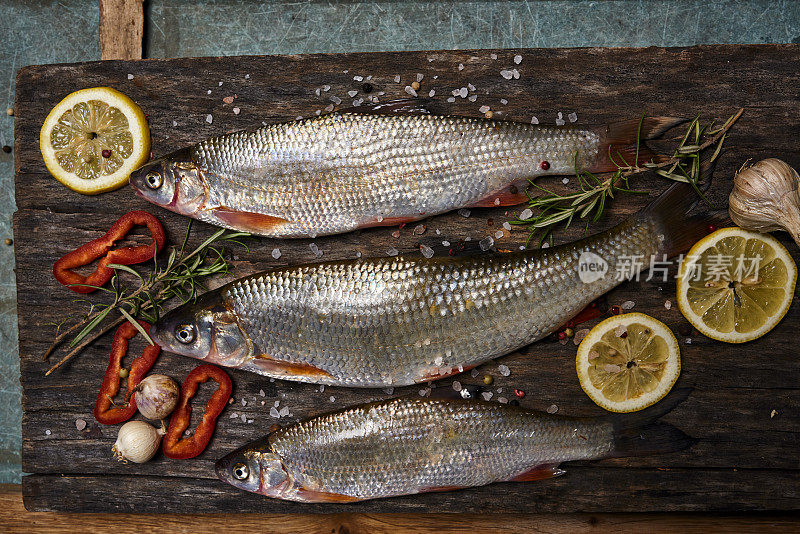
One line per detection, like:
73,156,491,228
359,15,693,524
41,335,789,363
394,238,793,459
2,0,799,483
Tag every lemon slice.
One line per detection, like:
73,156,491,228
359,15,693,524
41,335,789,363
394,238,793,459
40,87,150,195
576,313,680,413
676,227,796,343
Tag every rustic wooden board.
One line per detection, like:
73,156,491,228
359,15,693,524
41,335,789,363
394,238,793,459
14,45,800,513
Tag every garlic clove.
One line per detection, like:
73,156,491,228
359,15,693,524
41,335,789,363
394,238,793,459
112,420,164,463
133,374,180,420
729,158,800,246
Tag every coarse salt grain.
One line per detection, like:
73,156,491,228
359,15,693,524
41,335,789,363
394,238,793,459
447,97,456,103
621,300,635,310
562,178,570,185
500,70,513,80
259,389,265,397
172,120,177,127
519,208,533,220
207,89,212,94
230,412,239,419
75,419,86,431
205,114,213,123
471,369,480,377
324,104,334,112
330,395,336,402
452,381,462,392
413,224,426,235
420,244,434,258
468,95,478,102
665,300,672,309
479,105,490,113
330,95,342,105
574,329,590,345
498,397,508,404
392,230,400,238
442,240,450,246
428,89,435,97
530,116,539,124
467,83,476,91
240,414,247,422
405,86,417,97
479,236,494,251
348,90,358,97
500,98,508,105
417,73,424,82
503,222,512,231
495,230,504,239
241,398,247,406
512,69,520,79
353,75,363,81
490,53,498,60
394,75,401,83
309,243,322,257
232,107,240,115
685,338,692,344
771,410,778,418
458,208,471,218
458,63,464,70
127,74,134,80
482,391,493,401
568,112,578,123
498,364,511,376
218,81,223,86
514,54,522,64
272,248,282,259
546,404,559,414
270,407,280,418
245,74,250,79
279,406,289,417
459,87,468,98
323,85,330,92
387,246,399,256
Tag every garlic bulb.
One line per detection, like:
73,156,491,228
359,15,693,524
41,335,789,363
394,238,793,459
112,420,163,463
133,374,179,420
729,158,800,246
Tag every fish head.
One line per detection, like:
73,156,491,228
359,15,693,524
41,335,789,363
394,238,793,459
129,147,207,215
216,440,291,498
150,291,253,368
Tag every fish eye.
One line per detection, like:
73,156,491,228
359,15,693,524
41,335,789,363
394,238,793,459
175,324,196,344
232,462,249,480
145,171,163,189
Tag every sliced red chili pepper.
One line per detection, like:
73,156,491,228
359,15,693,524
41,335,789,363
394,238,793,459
53,210,165,294
163,364,232,459
94,320,161,425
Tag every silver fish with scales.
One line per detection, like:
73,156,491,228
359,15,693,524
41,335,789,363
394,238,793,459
151,182,712,388
216,392,694,502
130,102,680,238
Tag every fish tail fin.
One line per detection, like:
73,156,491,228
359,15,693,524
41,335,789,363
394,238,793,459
588,116,686,173
640,157,728,258
606,387,697,459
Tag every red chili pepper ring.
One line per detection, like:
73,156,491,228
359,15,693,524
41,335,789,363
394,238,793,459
94,320,161,425
53,210,165,293
163,364,232,460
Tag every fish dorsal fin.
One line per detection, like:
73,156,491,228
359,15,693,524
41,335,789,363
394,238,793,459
337,98,434,115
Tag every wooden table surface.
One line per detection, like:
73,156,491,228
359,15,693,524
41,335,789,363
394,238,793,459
14,45,800,514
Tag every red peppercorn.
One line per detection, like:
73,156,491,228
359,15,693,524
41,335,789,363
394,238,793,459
620,331,628,339
514,388,525,398
101,149,111,158
707,224,717,234
558,331,566,340
566,321,574,328
540,161,550,170
611,305,621,315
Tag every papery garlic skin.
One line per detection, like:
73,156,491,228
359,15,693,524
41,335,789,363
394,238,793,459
133,374,179,420
112,420,163,463
729,158,800,245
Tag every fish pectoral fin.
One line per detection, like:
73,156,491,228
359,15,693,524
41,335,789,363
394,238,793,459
212,207,290,234
252,354,334,379
294,488,363,503
338,97,434,115
359,214,421,229
466,179,530,208
508,464,566,482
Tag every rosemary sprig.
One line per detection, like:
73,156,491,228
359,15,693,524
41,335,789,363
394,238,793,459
515,109,743,246
44,221,250,376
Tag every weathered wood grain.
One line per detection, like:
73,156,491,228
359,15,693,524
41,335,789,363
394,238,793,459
99,0,144,61
4,484,798,534
14,45,800,513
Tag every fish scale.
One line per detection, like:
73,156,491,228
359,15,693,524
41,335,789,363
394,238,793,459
191,113,600,237
207,216,662,387
271,398,612,500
